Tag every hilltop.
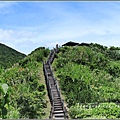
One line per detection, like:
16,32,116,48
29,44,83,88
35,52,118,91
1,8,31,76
0,43,26,68
53,43,120,119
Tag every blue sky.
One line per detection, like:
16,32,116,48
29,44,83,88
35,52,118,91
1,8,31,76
0,2,120,54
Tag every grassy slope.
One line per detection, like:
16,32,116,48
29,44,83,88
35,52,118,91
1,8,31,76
1,43,120,119
0,47,51,119
0,43,26,68
39,64,51,119
53,43,120,119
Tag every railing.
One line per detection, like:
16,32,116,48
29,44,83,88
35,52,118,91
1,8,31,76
54,78,62,100
49,104,54,118
62,100,69,118
43,45,68,119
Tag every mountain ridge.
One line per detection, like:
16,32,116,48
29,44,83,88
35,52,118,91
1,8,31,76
0,42,26,68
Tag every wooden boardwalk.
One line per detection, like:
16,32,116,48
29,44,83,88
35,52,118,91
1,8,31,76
43,45,68,119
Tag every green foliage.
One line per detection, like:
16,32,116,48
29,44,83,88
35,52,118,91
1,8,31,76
109,46,120,50
17,91,46,119
90,43,120,61
54,43,120,119
38,84,45,92
107,50,120,60
0,83,8,95
69,102,120,119
0,47,50,119
0,83,9,119
107,61,120,77
29,47,49,61
57,63,119,107
0,43,26,68
55,45,110,71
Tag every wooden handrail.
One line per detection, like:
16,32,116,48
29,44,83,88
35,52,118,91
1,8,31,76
43,45,68,119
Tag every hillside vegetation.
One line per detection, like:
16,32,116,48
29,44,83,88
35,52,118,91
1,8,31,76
0,43,26,69
53,43,120,119
1,42,120,119
0,47,50,119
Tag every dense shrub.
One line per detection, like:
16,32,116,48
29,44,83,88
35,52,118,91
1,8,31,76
17,91,46,119
69,102,120,119
54,43,120,119
0,47,50,119
57,63,119,107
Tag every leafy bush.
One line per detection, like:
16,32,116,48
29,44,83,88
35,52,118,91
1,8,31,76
69,102,120,119
57,63,118,107
0,47,50,119
0,83,9,118
17,91,46,119
54,43,120,118
107,61,120,77
56,45,110,71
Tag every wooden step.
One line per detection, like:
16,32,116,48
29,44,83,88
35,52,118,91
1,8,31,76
54,117,65,119
52,92,58,95
48,76,53,79
54,113,64,117
52,89,57,91
54,98,61,100
54,105,62,108
49,81,54,84
54,101,61,104
51,88,57,90
54,107,63,110
54,103,62,105
54,102,62,104
51,92,58,95
54,106,63,108
52,90,58,92
54,96,60,98
53,98,61,100
54,99,61,101
51,87,57,89
53,95,59,97
53,96,59,98
54,110,64,113
54,101,62,104
51,85,55,88
54,97,61,100
54,104,62,107
52,92,59,94
52,94,58,96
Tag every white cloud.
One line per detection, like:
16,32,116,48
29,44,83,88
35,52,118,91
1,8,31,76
0,2,120,54
0,28,39,54
0,28,37,42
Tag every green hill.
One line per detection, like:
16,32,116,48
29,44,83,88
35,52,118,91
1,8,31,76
1,42,120,119
0,47,50,119
53,43,120,119
0,43,26,68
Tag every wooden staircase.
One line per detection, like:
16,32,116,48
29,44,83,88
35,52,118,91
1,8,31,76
43,45,68,119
